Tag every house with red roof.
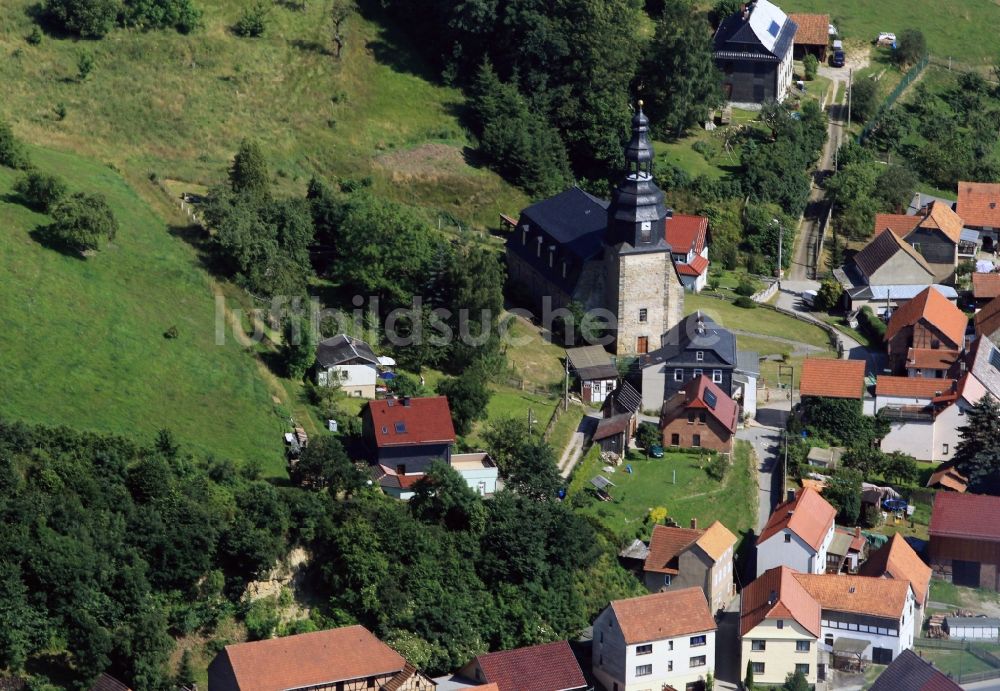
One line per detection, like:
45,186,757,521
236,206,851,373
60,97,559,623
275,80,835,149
593,588,717,691
874,376,961,461
972,273,1000,308
459,640,586,691
659,375,739,453
665,213,711,292
362,396,456,499
756,487,837,577
799,358,866,401
861,533,933,612
885,287,968,374
787,13,830,60
740,566,821,686
929,492,1000,591
207,625,435,691
957,181,1000,250
873,201,962,284
642,519,738,611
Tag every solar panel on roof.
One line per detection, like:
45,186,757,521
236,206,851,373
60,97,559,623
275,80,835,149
704,389,718,409
768,20,780,37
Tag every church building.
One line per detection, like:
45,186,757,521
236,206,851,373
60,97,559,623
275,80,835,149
505,103,685,356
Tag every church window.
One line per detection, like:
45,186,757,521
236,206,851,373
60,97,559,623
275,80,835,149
674,369,683,381
639,308,647,322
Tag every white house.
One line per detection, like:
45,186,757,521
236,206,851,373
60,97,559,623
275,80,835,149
794,573,916,665
315,334,381,398
450,452,499,496
666,214,710,292
756,487,836,577
593,588,717,691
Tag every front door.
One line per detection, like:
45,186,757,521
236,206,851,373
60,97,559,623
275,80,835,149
637,336,649,354
954,559,981,588
872,647,893,665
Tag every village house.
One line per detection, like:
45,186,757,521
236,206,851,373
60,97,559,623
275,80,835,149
665,214,710,292
826,527,867,574
449,452,499,497
875,376,960,462
868,648,962,691
756,487,837,577
504,104,684,356
793,573,916,666
593,413,636,455
566,345,619,405
957,181,1000,251
873,201,963,284
713,0,797,104
972,273,1000,309
740,566,821,687
799,358,866,402
362,396,455,500
89,674,132,691
975,294,1000,347
929,492,1000,591
660,375,739,453
641,519,738,612
787,13,829,60
207,625,436,691
885,286,968,374
593,588,717,691
315,334,384,398
459,641,587,691
860,533,933,613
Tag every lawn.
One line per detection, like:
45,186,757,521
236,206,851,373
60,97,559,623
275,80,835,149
503,314,566,389
778,0,1000,64
0,0,527,231
465,385,559,447
567,440,757,543
0,146,287,472
685,294,835,350
914,646,996,677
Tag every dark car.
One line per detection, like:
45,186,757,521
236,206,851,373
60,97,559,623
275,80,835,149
649,444,664,458
831,49,846,67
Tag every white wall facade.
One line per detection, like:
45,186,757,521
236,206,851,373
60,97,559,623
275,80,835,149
757,526,832,577
455,467,499,496
776,45,794,102
818,588,915,661
741,620,818,686
317,364,377,397
592,608,715,691
880,419,935,461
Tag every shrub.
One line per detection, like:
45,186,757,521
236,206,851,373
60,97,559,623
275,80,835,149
734,278,757,297
814,279,841,312
233,2,269,37
47,192,119,253
706,453,728,481
895,29,926,67
734,296,756,309
43,0,121,39
54,102,67,120
850,78,878,123
26,26,42,45
77,51,95,80
13,171,67,212
803,54,818,80
0,119,32,170
858,306,886,343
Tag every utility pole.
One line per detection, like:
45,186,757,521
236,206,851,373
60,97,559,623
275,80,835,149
564,355,569,411
528,407,533,435
773,217,783,286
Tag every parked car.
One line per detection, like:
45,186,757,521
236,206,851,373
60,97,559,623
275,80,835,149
800,289,818,308
831,50,845,67
649,444,664,458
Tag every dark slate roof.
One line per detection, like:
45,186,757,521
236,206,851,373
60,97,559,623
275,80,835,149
868,649,961,691
594,413,634,441
714,2,797,61
642,313,737,368
520,186,609,263
736,350,761,377
610,381,643,414
566,345,619,380
89,674,131,691
316,334,379,368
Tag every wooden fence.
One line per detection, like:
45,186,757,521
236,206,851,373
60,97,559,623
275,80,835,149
857,54,930,145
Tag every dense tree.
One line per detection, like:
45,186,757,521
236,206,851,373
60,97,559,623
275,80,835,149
825,161,880,240
0,119,32,170
850,78,878,123
13,171,67,212
47,192,119,253
282,314,316,380
954,396,1000,492
883,451,919,485
229,139,271,199
290,434,363,492
895,29,926,67
411,461,487,533
825,468,863,525
814,279,842,311
436,374,491,436
800,396,887,448
875,165,917,214
43,0,121,38
641,0,722,139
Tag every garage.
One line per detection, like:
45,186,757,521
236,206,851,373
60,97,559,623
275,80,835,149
945,616,1000,640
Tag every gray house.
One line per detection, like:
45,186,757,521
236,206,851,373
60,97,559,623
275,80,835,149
714,0,797,104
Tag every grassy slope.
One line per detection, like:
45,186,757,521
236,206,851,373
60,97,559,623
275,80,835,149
0,0,527,230
685,293,834,349
779,0,1000,64
0,146,286,469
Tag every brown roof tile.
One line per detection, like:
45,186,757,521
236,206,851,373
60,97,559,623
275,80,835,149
975,295,1000,339
927,460,968,493
957,181,1000,228
854,228,933,279
973,273,1000,300
869,649,962,691
918,201,963,244
930,492,1000,541
660,375,739,431
787,13,829,45
644,525,703,574
611,588,717,644
665,214,708,254
860,534,932,606
793,573,911,620
740,566,821,637
799,358,866,399
758,487,836,551
695,520,738,561
875,376,956,399
212,626,406,691
473,641,586,691
886,287,968,349
905,347,960,370
874,213,920,238
366,396,456,448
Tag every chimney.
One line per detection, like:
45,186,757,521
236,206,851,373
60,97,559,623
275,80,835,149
786,488,796,502
402,396,411,407
690,518,698,530
768,589,777,606
855,527,862,538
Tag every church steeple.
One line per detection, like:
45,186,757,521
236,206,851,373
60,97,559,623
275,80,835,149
607,100,669,251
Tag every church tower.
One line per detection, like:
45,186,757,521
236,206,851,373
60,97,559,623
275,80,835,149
604,102,684,356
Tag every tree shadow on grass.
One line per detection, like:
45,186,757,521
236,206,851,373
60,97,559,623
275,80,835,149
28,225,86,260
289,38,331,55
166,223,233,278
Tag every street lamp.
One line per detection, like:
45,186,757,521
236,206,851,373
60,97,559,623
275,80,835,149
772,217,783,288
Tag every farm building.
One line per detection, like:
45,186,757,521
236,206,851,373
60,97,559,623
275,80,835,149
566,345,618,405
945,617,1000,640
929,492,1000,590
787,13,829,60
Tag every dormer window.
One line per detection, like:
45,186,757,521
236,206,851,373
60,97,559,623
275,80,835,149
521,224,529,245
696,351,704,361
536,236,543,257
548,246,555,268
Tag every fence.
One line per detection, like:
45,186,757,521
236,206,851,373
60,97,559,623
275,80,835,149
915,638,1000,683
812,201,833,280
857,54,930,145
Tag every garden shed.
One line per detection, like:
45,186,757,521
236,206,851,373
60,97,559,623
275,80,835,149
945,617,1000,640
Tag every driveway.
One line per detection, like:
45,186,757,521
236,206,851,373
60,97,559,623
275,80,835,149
737,415,787,533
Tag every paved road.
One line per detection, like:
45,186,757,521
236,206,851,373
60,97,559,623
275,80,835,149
737,412,788,533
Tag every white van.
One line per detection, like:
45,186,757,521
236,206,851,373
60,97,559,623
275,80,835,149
800,290,818,308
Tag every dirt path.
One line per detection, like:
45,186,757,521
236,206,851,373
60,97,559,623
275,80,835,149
558,430,586,478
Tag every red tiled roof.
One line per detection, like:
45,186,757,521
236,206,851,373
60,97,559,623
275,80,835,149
740,566,821,637
211,626,405,691
787,13,829,45
611,588,717,644
975,295,1000,339
957,181,1000,228
930,492,1000,541
799,358,866,399
973,273,1000,300
885,287,968,349
874,213,920,238
593,412,633,441
860,533,932,607
473,641,586,691
875,376,955,399
665,214,708,254
906,347,960,370
366,396,456,448
758,487,836,551
644,524,703,574
793,573,911,620
918,201,963,244
675,254,710,277
660,375,738,432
